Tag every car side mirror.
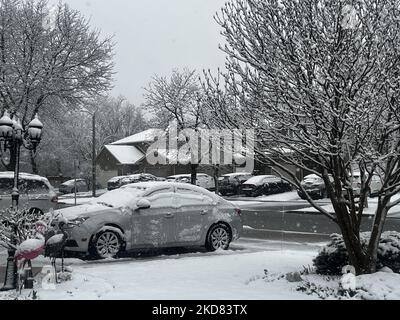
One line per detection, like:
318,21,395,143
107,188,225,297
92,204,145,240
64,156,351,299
136,198,151,209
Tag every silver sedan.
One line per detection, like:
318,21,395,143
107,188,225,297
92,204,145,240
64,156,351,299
51,182,243,259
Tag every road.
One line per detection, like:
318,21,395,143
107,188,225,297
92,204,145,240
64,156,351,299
234,198,400,242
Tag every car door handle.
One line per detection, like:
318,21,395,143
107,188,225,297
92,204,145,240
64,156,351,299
164,213,174,218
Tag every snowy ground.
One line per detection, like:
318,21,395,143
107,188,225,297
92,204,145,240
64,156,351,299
1,238,399,300
1,247,318,300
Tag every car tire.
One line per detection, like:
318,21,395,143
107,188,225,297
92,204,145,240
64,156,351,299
205,223,232,251
89,230,123,259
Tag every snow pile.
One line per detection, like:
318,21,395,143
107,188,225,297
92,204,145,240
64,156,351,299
354,272,400,300
298,271,400,300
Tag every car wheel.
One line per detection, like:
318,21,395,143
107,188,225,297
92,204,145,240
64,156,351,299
205,223,232,251
90,230,123,259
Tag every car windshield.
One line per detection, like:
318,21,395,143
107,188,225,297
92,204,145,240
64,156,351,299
92,187,146,208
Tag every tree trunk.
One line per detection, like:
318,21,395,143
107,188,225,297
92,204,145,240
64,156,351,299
190,163,198,185
214,165,220,194
333,201,380,275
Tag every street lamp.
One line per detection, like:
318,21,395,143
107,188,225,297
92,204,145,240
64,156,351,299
0,110,43,291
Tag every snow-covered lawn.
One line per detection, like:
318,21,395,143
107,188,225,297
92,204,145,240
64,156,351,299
19,249,319,300
2,242,400,300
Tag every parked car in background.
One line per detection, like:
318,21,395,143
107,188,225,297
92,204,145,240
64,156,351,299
298,172,382,200
297,174,328,200
217,172,253,196
241,175,292,197
166,173,215,191
50,181,243,259
107,176,128,191
59,179,88,195
0,172,57,214
349,172,382,197
107,173,163,191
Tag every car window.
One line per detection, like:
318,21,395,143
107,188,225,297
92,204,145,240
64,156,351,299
145,190,175,208
145,187,172,197
20,179,50,194
176,187,213,205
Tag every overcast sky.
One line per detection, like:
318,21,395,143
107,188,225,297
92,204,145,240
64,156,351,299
50,0,227,106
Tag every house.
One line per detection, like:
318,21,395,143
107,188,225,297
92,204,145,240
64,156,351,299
95,128,305,187
96,129,236,186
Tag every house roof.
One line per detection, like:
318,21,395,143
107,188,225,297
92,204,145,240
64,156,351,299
111,129,163,145
104,145,145,165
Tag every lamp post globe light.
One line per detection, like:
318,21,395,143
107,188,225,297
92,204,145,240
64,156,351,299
0,110,43,292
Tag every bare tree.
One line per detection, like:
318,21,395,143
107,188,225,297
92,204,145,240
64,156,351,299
203,0,400,274
34,95,149,181
143,68,203,184
0,0,114,171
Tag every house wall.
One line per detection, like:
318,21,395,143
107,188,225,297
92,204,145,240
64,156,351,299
96,166,118,188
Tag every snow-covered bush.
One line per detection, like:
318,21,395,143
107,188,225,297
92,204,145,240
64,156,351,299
314,232,400,275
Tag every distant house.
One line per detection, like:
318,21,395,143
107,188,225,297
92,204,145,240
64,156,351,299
96,129,234,186
95,128,305,187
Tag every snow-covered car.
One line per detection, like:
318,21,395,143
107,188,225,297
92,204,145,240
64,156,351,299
107,176,127,191
297,174,330,200
166,173,215,191
217,172,253,196
349,172,382,197
51,182,242,259
0,171,57,214
59,179,88,194
107,173,163,190
241,175,292,197
298,172,382,200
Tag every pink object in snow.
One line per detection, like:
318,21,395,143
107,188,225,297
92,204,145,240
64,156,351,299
15,239,45,262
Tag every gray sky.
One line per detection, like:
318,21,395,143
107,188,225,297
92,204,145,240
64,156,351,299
50,0,227,106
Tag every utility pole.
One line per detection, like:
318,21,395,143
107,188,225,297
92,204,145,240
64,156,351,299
92,112,96,198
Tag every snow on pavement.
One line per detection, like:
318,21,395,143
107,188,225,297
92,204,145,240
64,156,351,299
35,249,318,300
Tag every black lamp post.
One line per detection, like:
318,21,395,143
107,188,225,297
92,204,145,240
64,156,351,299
0,110,43,291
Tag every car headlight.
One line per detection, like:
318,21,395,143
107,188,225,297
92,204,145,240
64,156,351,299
67,217,90,227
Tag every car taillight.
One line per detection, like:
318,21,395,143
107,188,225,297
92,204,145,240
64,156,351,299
51,195,58,203
235,208,241,216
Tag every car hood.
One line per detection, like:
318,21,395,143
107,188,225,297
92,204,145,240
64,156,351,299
52,203,118,221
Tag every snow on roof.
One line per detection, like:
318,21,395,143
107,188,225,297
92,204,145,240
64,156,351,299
61,179,86,186
104,145,144,165
222,172,253,177
122,181,222,201
149,149,192,164
111,129,163,145
244,175,281,185
167,173,210,179
0,171,49,182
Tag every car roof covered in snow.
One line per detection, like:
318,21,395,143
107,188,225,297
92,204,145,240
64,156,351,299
61,179,86,185
244,175,281,185
221,172,252,177
167,173,210,179
107,176,128,183
121,181,224,201
0,171,50,183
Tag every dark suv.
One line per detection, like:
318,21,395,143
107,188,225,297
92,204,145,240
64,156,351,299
218,173,253,196
241,175,292,197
